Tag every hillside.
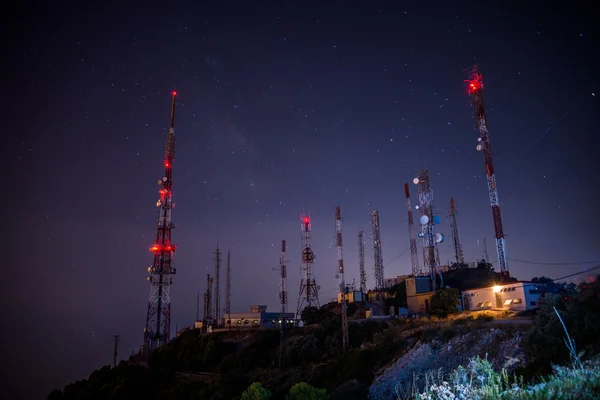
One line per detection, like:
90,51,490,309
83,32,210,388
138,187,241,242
48,276,600,399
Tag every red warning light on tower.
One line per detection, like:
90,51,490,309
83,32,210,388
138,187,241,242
466,73,483,94
303,216,310,224
172,91,177,96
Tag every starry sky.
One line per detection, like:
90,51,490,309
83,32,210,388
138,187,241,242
6,0,599,398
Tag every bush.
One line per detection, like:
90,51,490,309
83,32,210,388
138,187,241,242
429,288,459,318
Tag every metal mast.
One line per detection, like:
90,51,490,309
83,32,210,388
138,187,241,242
335,207,350,352
296,213,320,319
404,183,421,276
213,245,222,325
357,229,367,293
483,237,490,264
225,250,231,330
371,211,384,289
113,335,120,367
203,273,213,324
413,170,444,292
143,92,178,351
273,240,287,367
449,197,465,266
465,65,509,281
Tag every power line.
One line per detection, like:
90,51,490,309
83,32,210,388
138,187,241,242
509,257,600,266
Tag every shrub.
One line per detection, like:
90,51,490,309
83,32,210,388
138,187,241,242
429,288,459,318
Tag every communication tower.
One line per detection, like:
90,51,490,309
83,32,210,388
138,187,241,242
203,273,213,324
335,207,350,352
413,170,444,292
224,250,231,330
357,229,367,293
449,197,465,266
483,237,490,264
272,240,288,367
371,211,384,289
213,245,222,325
143,92,178,351
296,213,320,319
404,183,421,275
465,65,509,281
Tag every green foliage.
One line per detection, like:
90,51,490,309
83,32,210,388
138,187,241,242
286,382,328,400
429,288,459,318
241,382,272,400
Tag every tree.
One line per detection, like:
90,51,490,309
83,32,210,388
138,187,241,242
301,306,319,325
429,288,459,318
241,382,272,400
286,382,328,400
476,259,494,271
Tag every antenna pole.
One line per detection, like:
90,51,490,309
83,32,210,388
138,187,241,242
371,211,384,289
405,183,421,275
465,66,509,281
335,207,350,352
113,335,120,367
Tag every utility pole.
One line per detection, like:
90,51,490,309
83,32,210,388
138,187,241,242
335,206,349,353
113,335,120,367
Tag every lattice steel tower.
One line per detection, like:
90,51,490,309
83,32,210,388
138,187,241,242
404,183,421,276
335,207,350,352
449,197,465,266
357,229,367,293
143,92,178,350
296,213,320,319
413,170,444,292
224,250,231,330
371,210,384,289
203,273,213,323
465,65,509,281
213,245,222,324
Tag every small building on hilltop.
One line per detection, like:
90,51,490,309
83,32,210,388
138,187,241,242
221,305,296,329
406,276,434,314
461,281,542,311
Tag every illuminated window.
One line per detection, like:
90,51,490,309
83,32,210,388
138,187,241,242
243,320,249,324
504,299,513,305
236,320,242,324
484,302,491,307
477,302,484,307
253,320,258,325
513,298,522,304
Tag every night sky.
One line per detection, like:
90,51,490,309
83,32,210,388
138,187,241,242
7,1,599,398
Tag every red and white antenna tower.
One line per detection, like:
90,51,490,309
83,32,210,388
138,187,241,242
335,207,349,352
449,197,465,266
371,211,384,289
213,245,222,326
143,92,178,351
404,183,421,276
296,213,320,319
357,229,367,293
224,250,231,331
465,65,509,281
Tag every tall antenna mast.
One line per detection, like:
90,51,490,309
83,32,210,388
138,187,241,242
413,170,444,292
296,213,320,320
196,292,200,322
225,250,231,331
271,240,288,367
143,92,178,351
357,229,367,293
449,197,465,265
335,207,350,352
465,65,509,281
203,273,213,325
483,237,490,264
371,210,384,289
113,335,120,367
404,183,421,276
213,245,222,326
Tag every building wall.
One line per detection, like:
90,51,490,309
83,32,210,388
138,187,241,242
407,292,433,314
461,282,542,311
337,290,364,304
224,311,296,329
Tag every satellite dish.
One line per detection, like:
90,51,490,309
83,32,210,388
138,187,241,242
420,215,429,225
477,137,482,142
418,232,424,238
158,180,163,185
476,144,483,151
413,177,420,184
415,205,420,210
163,177,168,182
435,233,445,243
433,215,441,224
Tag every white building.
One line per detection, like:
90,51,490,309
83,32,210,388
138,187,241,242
461,281,542,312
